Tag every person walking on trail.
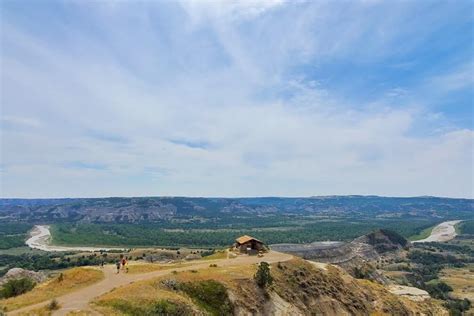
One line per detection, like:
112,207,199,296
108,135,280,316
116,261,121,274
122,257,129,273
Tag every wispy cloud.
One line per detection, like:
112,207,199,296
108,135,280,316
86,130,129,144
1,116,42,129
168,139,212,150
428,62,474,93
62,161,108,171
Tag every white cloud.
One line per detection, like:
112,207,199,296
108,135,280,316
0,1,472,198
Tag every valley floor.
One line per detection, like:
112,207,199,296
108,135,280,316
25,225,124,252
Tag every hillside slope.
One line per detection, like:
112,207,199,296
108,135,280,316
272,229,410,265
94,258,446,316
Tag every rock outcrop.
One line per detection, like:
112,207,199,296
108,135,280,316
0,268,46,286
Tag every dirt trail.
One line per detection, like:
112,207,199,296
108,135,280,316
8,251,292,316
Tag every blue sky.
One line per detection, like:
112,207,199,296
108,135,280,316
1,0,473,198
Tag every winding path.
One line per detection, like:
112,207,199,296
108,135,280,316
8,251,293,316
412,220,462,243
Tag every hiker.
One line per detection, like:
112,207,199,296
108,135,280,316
116,261,121,274
123,257,129,273
121,257,127,270
100,260,104,268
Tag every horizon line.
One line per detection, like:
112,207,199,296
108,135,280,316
1,194,472,200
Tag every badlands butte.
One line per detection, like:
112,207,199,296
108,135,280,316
0,196,473,315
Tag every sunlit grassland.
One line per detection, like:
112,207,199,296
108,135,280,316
408,224,437,241
0,267,104,311
93,263,255,315
439,264,474,302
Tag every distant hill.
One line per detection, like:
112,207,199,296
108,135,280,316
0,196,472,224
354,229,410,254
272,229,411,284
272,229,409,264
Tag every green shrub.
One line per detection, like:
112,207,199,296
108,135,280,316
179,280,232,315
254,262,273,288
444,298,471,316
104,299,190,316
151,300,190,315
425,281,453,300
47,299,59,311
0,278,36,298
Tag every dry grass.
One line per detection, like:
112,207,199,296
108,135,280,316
0,267,104,312
125,262,169,274
16,306,52,316
200,250,227,260
439,264,474,302
126,261,195,274
66,311,95,316
172,264,256,284
93,275,198,315
93,263,256,315
96,280,186,304
269,258,447,316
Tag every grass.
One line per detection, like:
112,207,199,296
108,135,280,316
439,264,474,302
0,247,45,256
16,305,53,316
0,267,104,311
409,224,436,241
16,299,61,316
454,222,462,234
65,311,93,316
126,263,166,274
126,262,194,274
272,258,447,315
51,219,441,248
201,250,227,260
458,220,474,235
93,276,197,315
179,280,233,315
94,263,256,315
94,258,448,316
95,298,192,316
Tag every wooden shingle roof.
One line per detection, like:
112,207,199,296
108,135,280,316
235,235,263,244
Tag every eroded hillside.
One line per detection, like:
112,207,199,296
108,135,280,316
93,258,446,316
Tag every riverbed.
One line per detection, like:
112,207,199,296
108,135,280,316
25,225,124,252
412,220,462,243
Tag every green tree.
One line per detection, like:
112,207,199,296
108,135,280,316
254,262,273,288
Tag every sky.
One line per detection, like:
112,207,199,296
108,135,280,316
0,0,473,198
